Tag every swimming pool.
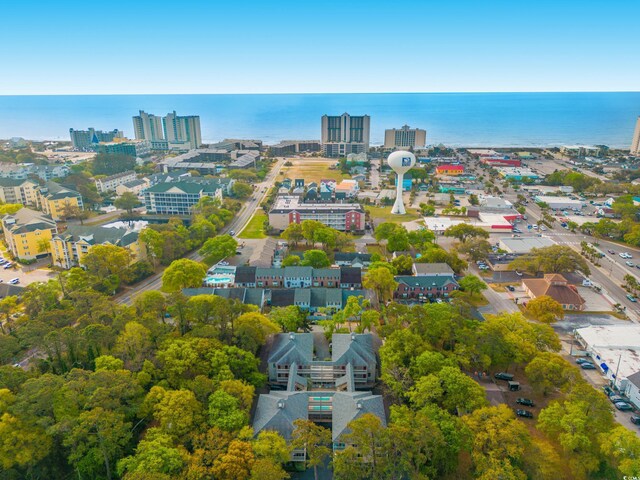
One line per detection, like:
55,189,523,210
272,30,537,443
204,275,233,286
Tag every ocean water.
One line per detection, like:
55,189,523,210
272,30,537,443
0,92,638,148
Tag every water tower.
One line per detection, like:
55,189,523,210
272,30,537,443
387,151,416,214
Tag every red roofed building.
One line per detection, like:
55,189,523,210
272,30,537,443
435,164,464,176
481,157,522,167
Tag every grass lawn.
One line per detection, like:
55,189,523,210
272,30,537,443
238,211,268,239
366,206,421,224
278,159,349,184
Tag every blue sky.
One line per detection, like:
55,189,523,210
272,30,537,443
1,0,638,94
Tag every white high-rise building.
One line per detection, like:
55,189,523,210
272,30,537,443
132,111,164,141
631,116,640,155
321,113,370,157
163,111,202,149
384,125,426,149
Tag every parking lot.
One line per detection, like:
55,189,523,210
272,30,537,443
0,261,56,287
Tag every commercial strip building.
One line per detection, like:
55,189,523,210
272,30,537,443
269,195,365,232
533,195,583,210
253,332,385,459
383,125,426,149
480,157,522,167
94,171,138,193
321,113,370,157
269,140,321,156
498,236,556,254
576,325,640,395
51,225,145,269
435,164,464,176
496,167,539,181
1,208,58,260
69,128,123,150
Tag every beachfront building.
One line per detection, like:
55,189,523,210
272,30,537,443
321,113,370,157
94,171,138,193
36,181,84,221
269,195,365,232
383,125,426,149
163,111,202,149
132,111,164,142
94,139,151,157
269,140,322,156
143,179,224,215
69,128,123,150
435,164,464,176
560,145,604,157
632,117,640,155
0,178,39,206
1,208,57,260
50,225,145,269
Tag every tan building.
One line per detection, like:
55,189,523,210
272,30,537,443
1,208,57,260
115,178,149,197
36,181,84,221
632,116,640,155
51,225,146,269
522,273,585,311
384,125,426,149
0,178,39,206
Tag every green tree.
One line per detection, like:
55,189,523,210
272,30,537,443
139,228,164,267
268,305,307,332
232,182,253,199
291,419,332,480
162,259,206,292
253,430,290,465
301,220,324,246
363,267,398,304
417,247,468,274
114,191,141,214
301,249,330,268
444,224,490,242
458,274,488,297
147,387,204,439
92,153,136,175
525,295,565,324
82,244,131,279
281,255,300,266
63,407,132,480
208,389,249,431
117,429,185,478
199,235,238,265
509,245,590,276
457,238,492,262
391,254,413,275
525,352,579,396
280,223,304,247
600,425,640,477
114,321,153,370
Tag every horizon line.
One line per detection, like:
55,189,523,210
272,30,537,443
1,90,640,97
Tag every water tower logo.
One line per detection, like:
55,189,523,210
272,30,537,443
387,151,416,215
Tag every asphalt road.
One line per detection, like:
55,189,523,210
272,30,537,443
115,158,287,305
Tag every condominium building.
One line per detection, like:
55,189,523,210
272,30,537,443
383,125,426,149
0,178,39,206
36,181,84,221
269,140,321,156
269,195,365,232
132,111,164,142
143,179,225,215
0,163,70,181
50,225,145,269
94,140,151,157
94,171,138,193
632,116,640,155
69,128,123,150
1,208,57,260
163,111,202,149
321,113,370,157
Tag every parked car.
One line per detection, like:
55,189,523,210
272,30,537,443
608,249,616,254
495,372,514,381
610,395,627,404
3,263,13,269
627,294,637,303
516,398,534,407
0,259,6,265
507,285,515,292
515,409,534,418
626,261,635,267
515,270,523,277
602,386,614,397
540,226,547,231
576,358,591,364
229,230,236,236
581,363,597,370
615,402,633,411
8,278,19,285
631,414,640,425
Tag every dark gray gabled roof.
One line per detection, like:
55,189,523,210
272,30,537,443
626,371,640,389
54,225,138,247
332,333,376,367
332,391,386,442
235,266,257,283
253,391,309,441
312,268,340,279
268,332,314,366
270,289,295,307
340,267,362,284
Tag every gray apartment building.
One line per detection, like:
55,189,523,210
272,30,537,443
321,113,370,157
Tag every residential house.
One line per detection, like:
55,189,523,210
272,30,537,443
50,225,145,269
334,252,372,269
522,273,585,310
1,208,57,260
36,181,84,221
340,267,362,288
312,268,341,288
394,274,460,300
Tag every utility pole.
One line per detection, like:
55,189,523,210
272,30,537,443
569,328,576,356
613,354,622,390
